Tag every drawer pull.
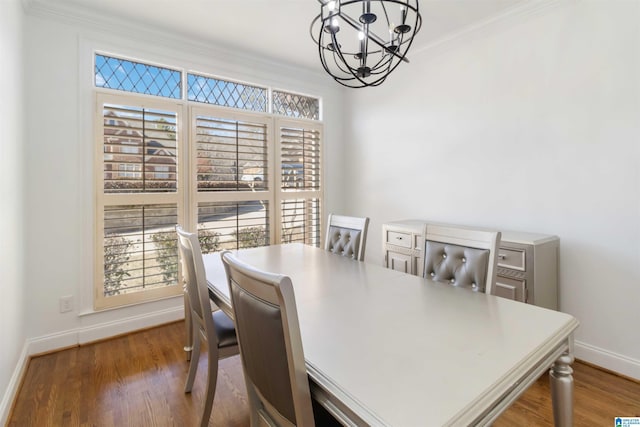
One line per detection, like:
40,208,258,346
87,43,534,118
498,254,506,260
396,236,403,240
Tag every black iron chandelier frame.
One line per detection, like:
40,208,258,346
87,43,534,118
310,0,421,88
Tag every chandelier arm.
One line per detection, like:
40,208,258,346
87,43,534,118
309,14,322,45
338,11,410,64
330,49,356,76
364,49,394,75
330,31,371,86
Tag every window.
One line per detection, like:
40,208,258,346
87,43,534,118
94,53,323,309
96,94,184,309
277,120,323,246
273,90,320,120
191,107,273,251
188,73,267,112
95,54,182,99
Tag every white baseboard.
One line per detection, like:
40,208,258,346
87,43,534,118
0,342,29,426
575,340,640,380
77,305,184,345
26,305,184,356
0,305,184,424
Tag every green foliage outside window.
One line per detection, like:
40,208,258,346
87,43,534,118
151,227,222,283
104,235,132,296
232,226,268,248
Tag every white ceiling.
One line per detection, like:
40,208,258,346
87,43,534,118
35,0,529,70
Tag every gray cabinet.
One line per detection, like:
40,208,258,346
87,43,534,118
382,220,559,310
495,231,559,310
382,220,426,276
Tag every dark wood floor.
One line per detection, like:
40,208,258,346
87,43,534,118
8,321,640,426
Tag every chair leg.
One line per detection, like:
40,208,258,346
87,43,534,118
200,339,220,427
184,290,193,361
184,327,201,393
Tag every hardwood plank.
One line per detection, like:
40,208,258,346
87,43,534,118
8,321,640,426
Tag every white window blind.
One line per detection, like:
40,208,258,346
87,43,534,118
197,201,270,250
96,94,184,309
280,125,321,191
277,120,323,246
191,106,274,255
103,204,179,296
281,199,321,246
194,114,268,191
103,104,178,193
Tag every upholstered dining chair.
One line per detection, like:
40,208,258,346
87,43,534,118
176,226,239,427
422,224,501,295
324,213,370,261
221,251,341,427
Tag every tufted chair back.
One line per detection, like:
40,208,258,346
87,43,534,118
324,214,370,261
423,224,501,295
424,241,489,292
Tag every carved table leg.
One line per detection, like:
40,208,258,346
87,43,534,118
549,352,574,427
184,288,193,362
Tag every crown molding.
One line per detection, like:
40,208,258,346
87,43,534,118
412,0,566,59
22,0,332,89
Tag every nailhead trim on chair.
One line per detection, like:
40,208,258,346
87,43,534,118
424,241,489,292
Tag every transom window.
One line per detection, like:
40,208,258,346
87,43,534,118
95,54,182,99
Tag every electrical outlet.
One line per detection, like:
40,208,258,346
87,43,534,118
60,296,73,313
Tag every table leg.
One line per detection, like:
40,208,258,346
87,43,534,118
549,352,574,427
184,289,193,362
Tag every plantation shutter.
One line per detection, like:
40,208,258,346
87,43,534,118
96,94,184,309
277,119,322,246
192,107,273,250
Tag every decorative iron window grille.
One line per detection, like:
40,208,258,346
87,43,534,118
272,90,320,120
188,73,268,112
95,54,182,99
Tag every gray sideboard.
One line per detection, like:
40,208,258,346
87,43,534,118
382,220,559,310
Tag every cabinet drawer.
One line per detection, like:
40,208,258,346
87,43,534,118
497,248,526,271
386,231,412,249
495,275,526,303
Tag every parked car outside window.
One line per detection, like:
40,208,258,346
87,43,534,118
240,163,304,188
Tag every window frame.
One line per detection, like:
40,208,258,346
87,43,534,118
93,54,324,310
188,105,276,245
275,118,324,245
94,92,187,309
93,77,324,311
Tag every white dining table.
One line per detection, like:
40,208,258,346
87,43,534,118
202,243,579,426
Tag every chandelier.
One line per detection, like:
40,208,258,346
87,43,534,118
310,0,422,88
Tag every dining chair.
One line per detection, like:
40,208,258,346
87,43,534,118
176,226,239,427
422,224,501,294
324,213,370,261
221,251,341,427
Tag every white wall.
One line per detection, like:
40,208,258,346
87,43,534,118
21,6,344,350
345,0,640,378
0,0,27,422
